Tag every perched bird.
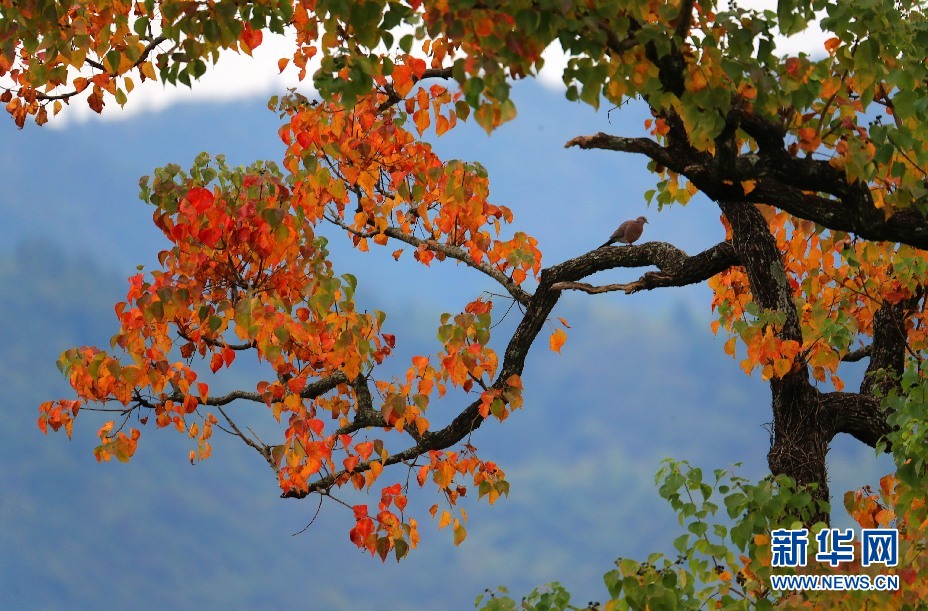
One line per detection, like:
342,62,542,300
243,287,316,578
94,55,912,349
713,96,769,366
600,216,648,248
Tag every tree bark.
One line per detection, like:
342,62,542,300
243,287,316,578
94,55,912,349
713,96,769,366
718,200,830,524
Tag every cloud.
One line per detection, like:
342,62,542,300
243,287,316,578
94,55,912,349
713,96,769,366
44,31,311,127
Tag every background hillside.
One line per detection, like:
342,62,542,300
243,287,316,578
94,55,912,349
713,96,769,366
0,82,894,609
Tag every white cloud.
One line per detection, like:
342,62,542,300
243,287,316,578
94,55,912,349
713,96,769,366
41,30,310,127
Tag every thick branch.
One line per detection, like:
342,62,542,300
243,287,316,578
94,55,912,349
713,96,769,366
820,391,891,449
565,133,678,167
568,121,928,250
861,291,923,397
552,240,737,294
283,239,679,498
842,345,872,362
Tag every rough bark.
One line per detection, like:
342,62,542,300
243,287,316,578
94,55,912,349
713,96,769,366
718,200,830,523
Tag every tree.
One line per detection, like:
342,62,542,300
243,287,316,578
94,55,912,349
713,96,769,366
9,0,928,605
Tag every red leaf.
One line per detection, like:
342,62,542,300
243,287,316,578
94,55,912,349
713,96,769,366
210,352,223,373
241,24,263,53
187,187,214,213
307,418,324,435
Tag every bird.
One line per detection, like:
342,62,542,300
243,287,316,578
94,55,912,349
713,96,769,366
600,216,648,248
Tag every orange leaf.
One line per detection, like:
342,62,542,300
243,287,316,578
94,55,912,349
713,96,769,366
356,441,374,461
549,329,566,353
723,337,737,356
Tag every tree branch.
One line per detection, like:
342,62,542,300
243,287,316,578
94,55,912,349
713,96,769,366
842,345,872,362
324,213,532,305
33,35,169,103
552,240,737,294
861,291,923,397
820,391,891,449
377,67,454,112
565,133,677,168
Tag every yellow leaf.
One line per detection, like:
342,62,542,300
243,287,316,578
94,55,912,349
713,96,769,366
453,521,467,545
438,510,451,530
741,180,756,195
140,61,156,81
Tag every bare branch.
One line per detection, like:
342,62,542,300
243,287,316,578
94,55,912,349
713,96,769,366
215,404,278,471
565,133,675,167
552,241,737,294
324,214,532,305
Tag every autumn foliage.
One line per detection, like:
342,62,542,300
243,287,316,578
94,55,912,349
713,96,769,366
11,0,928,605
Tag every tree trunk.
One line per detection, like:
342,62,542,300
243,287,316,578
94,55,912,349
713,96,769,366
718,201,830,524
